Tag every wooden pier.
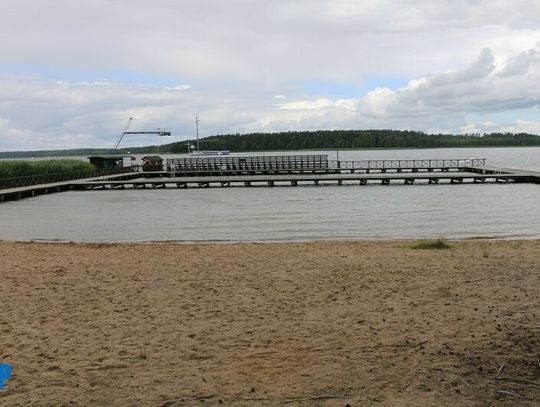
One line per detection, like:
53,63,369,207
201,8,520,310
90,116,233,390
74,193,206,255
0,172,140,203
1,156,539,202
165,156,488,175
71,169,540,190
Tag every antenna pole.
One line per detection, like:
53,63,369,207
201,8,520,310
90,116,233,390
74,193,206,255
195,115,200,172
114,117,133,150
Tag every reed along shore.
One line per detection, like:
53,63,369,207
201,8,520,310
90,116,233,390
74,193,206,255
1,240,539,406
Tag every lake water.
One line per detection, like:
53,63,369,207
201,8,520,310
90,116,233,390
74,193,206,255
0,147,539,242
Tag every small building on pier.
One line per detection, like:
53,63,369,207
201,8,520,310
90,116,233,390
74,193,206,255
88,155,133,169
142,155,164,172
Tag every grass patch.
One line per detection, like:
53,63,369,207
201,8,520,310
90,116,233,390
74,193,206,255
481,244,490,258
465,236,496,240
405,239,452,250
0,159,94,178
511,240,523,249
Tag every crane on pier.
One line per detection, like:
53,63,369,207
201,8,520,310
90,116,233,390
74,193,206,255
114,117,171,150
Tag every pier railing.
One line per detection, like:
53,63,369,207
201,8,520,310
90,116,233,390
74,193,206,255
330,158,486,170
166,156,486,173
0,166,137,190
167,155,329,172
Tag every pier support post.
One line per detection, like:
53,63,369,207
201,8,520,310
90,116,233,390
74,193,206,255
291,180,298,186
359,179,367,185
267,181,274,187
381,179,390,185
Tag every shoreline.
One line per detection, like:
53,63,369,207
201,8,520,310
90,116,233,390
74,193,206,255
0,235,537,245
2,239,539,406
2,143,540,160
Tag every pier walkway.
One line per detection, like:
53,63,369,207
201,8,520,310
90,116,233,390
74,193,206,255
0,172,140,202
70,168,540,189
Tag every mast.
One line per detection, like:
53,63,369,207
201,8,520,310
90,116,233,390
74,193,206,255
114,117,133,150
195,115,200,172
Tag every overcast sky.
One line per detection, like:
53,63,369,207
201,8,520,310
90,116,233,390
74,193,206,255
1,0,540,150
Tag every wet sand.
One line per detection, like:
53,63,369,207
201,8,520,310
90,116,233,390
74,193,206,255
0,240,539,406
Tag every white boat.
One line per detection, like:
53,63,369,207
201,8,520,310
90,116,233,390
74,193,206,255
188,116,230,156
190,150,230,156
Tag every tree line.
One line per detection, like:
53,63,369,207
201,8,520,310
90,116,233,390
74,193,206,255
1,130,539,158
152,130,540,153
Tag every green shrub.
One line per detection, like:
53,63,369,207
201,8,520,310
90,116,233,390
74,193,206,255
0,159,94,178
406,239,452,250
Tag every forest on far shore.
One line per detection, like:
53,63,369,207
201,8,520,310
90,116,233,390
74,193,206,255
1,130,539,158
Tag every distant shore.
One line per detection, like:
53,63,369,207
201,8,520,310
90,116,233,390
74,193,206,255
2,130,540,159
2,144,540,160
1,239,539,406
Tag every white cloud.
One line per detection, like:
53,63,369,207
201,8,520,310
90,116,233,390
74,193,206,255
499,120,540,134
277,99,335,110
1,1,540,150
164,85,191,91
1,45,540,150
2,0,540,81
459,123,482,134
481,121,497,127
241,45,540,135
358,45,540,118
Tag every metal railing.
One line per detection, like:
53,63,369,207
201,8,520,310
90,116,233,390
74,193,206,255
0,166,138,190
166,156,486,173
167,155,329,172
329,158,486,170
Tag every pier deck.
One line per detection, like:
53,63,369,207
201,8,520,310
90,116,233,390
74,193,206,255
1,156,539,202
70,169,540,190
0,172,140,202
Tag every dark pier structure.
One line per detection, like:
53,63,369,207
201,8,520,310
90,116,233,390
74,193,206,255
1,154,539,202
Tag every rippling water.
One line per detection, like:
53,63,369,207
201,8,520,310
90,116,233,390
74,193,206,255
1,147,539,242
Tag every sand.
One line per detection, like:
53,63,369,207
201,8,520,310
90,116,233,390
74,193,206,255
0,239,539,406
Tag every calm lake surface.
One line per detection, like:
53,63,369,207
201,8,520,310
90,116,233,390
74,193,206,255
1,147,539,242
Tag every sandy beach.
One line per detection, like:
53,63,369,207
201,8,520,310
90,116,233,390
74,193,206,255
0,239,539,406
